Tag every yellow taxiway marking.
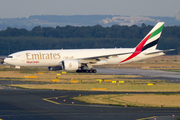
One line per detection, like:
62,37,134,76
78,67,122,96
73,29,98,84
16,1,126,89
44,95,68,100
42,95,68,105
136,116,158,120
42,98,60,105
42,95,121,108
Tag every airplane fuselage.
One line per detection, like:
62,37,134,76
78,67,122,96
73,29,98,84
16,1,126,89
4,48,164,67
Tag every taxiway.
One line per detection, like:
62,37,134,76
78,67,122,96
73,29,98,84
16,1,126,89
0,68,180,120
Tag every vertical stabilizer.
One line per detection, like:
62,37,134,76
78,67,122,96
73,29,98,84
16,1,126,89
120,22,164,63
136,22,164,51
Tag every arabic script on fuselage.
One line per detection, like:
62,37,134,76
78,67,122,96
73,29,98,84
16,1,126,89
26,61,39,63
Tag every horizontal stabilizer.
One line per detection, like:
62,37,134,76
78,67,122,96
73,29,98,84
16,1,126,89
144,49,175,55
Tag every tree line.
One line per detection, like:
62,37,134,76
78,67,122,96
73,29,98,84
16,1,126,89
1,24,180,38
0,24,180,55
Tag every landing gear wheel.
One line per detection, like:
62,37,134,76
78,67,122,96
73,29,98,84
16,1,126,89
76,69,97,73
88,69,93,73
76,70,82,73
92,69,97,73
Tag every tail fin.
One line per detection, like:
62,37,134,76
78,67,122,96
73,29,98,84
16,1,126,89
120,22,164,63
135,22,164,52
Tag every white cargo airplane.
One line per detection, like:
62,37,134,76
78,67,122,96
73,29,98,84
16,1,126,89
3,22,174,73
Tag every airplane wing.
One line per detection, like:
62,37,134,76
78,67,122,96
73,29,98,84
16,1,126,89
77,49,175,64
144,49,175,55
77,51,135,63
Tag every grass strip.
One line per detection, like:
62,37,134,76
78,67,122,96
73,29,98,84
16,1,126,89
8,83,180,92
72,94,180,108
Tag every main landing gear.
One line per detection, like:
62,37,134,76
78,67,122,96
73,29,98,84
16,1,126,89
76,69,97,73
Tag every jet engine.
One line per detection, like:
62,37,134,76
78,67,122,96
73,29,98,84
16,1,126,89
62,60,81,71
48,60,81,71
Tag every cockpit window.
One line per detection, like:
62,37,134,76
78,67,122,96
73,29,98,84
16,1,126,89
7,56,13,58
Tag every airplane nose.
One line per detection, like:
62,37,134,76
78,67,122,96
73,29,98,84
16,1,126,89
3,58,8,64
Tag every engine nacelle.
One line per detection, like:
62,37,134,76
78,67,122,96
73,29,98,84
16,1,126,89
48,66,62,71
62,60,81,71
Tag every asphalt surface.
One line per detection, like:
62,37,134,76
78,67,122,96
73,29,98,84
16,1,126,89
97,68,180,79
0,68,180,120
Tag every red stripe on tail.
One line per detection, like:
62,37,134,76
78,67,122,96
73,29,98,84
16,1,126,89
120,34,151,63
